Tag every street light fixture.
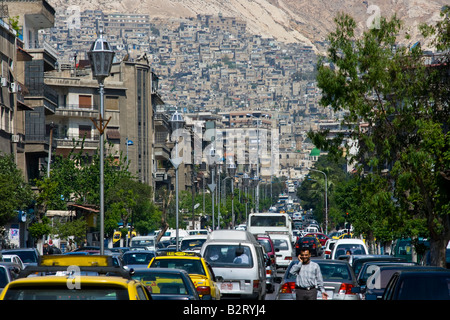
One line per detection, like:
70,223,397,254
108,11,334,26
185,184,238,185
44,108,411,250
88,29,115,255
227,159,237,228
170,108,185,251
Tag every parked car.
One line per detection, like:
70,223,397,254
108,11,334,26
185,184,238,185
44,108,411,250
351,255,410,277
382,269,450,300
331,239,368,260
270,233,294,270
391,237,430,263
180,235,208,253
356,261,416,287
1,248,40,267
0,263,17,295
323,239,337,259
130,267,202,300
354,265,445,300
149,251,221,300
305,233,330,246
122,250,156,270
1,254,25,270
275,259,360,300
295,236,322,257
0,255,151,300
201,230,266,300
256,234,277,293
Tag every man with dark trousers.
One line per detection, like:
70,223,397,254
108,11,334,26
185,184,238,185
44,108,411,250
289,246,328,300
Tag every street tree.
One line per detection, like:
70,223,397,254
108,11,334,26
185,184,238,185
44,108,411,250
309,11,449,267
0,153,33,227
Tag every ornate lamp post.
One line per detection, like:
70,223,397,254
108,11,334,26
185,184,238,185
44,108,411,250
170,109,185,251
227,158,237,228
87,29,115,255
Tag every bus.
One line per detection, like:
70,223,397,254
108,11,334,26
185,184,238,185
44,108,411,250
247,213,294,243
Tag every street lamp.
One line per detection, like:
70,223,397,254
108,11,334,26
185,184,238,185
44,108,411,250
309,168,328,235
242,172,250,224
227,159,237,228
88,29,115,255
170,109,185,251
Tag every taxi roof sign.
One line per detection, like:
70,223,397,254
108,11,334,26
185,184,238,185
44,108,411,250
157,251,201,257
39,255,112,267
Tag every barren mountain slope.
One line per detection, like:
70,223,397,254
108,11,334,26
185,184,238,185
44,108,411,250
48,0,448,51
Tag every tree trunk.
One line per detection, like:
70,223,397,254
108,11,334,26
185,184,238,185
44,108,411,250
429,237,449,268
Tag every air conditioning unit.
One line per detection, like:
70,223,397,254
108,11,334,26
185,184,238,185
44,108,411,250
9,82,17,93
1,77,7,87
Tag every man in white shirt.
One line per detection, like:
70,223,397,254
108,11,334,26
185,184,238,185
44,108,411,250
289,246,328,300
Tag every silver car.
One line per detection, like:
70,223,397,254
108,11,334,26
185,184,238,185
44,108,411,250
276,259,361,300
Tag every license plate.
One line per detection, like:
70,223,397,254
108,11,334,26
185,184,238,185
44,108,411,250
317,290,334,300
220,282,240,291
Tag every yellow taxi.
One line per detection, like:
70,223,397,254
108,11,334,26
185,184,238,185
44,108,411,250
147,251,221,300
0,255,151,300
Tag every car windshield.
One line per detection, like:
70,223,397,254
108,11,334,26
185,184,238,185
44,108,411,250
149,258,206,275
5,251,37,264
122,252,155,265
132,272,189,295
2,285,129,300
180,238,206,251
203,245,253,268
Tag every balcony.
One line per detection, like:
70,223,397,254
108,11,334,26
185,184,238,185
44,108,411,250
55,133,100,150
24,83,58,114
55,104,99,118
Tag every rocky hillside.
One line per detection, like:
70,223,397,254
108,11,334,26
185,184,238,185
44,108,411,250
48,0,447,52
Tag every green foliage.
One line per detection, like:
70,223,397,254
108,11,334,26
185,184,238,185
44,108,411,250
0,153,33,226
310,10,450,266
28,216,52,239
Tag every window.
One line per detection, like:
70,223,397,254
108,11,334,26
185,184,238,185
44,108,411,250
203,245,253,268
105,96,119,110
79,125,91,139
78,95,91,108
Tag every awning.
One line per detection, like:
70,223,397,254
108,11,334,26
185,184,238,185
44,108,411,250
107,128,121,140
46,210,76,217
69,204,99,213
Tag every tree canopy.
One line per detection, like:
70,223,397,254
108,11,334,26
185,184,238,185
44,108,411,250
309,10,450,267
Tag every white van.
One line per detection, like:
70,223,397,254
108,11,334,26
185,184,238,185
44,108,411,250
200,230,267,300
130,236,156,251
269,233,294,269
180,234,208,253
331,239,368,260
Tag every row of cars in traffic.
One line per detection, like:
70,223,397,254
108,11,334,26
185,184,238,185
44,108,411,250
0,229,286,300
1,230,449,300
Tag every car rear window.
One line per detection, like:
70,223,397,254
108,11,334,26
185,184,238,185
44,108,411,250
319,264,352,281
132,272,189,295
334,244,366,257
203,245,253,268
2,285,129,300
149,258,206,275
